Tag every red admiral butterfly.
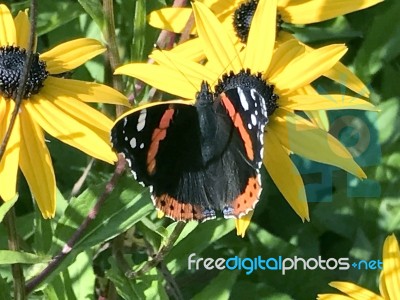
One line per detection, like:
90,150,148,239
111,69,278,221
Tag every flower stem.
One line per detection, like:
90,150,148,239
3,205,26,300
102,0,125,115
0,0,37,162
125,222,186,278
25,155,126,294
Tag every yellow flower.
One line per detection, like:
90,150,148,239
115,0,376,236
149,0,383,37
149,0,382,97
0,5,129,218
318,234,400,300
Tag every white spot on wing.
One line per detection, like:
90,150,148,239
237,87,249,111
250,89,258,101
251,114,257,126
130,137,136,149
140,143,144,149
137,109,147,132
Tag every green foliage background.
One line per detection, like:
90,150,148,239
0,0,399,299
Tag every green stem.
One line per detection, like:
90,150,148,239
4,207,26,300
25,156,126,294
103,0,125,115
126,222,186,278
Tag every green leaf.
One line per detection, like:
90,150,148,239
131,0,146,62
141,268,169,300
386,152,400,169
0,194,18,223
376,98,400,144
192,269,240,300
105,256,140,300
51,176,152,254
77,0,105,30
106,256,168,300
290,16,361,43
0,276,11,300
0,251,50,264
33,205,53,255
166,219,235,273
354,1,400,81
68,250,95,300
44,272,76,300
36,0,83,36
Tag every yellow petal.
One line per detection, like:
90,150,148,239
328,281,383,300
170,38,205,61
244,0,277,73
0,4,16,46
114,100,194,125
19,106,56,218
272,44,347,95
235,210,253,238
157,210,165,219
264,129,309,220
270,109,366,178
40,38,106,74
280,0,383,24
279,33,370,98
14,10,31,49
204,0,243,27
41,90,114,133
0,100,20,201
289,84,330,131
280,94,378,111
115,63,197,100
305,111,330,132
324,62,370,98
380,234,400,300
150,49,217,86
147,7,195,34
25,97,116,164
192,1,240,73
43,77,129,106
267,39,305,79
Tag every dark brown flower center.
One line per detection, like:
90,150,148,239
233,0,282,43
0,46,48,100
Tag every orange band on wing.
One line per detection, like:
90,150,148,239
230,176,261,217
155,194,205,221
220,92,254,160
147,107,175,174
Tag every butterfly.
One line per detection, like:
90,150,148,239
111,69,277,221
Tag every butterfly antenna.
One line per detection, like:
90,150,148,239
210,43,246,90
153,43,202,93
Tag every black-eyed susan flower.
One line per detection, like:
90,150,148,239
149,0,382,98
0,5,129,218
149,0,383,41
114,0,377,236
318,234,400,300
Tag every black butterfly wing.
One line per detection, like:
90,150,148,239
220,86,269,170
111,80,267,221
111,101,233,221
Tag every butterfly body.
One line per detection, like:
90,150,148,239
111,70,276,221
